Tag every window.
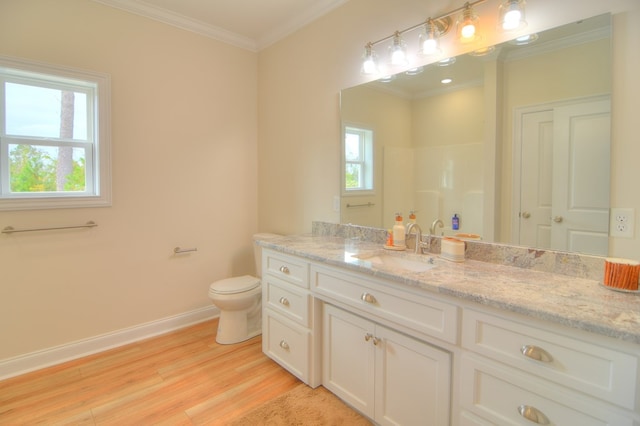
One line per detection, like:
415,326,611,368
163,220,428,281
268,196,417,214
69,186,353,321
343,125,374,193
0,56,111,210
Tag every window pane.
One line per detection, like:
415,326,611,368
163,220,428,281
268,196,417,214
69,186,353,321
345,163,361,189
9,144,86,192
345,133,361,161
5,82,88,140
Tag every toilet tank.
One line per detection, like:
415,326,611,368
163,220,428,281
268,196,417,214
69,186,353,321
252,233,281,278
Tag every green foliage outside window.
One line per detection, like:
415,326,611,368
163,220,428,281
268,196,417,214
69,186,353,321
9,145,85,192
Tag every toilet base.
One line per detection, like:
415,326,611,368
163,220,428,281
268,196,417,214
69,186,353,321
215,309,262,345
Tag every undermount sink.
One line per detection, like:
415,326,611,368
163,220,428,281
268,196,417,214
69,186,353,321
350,251,436,272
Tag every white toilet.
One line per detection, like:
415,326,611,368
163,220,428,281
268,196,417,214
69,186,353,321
208,233,279,344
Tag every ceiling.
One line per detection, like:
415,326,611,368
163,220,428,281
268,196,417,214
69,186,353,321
93,0,349,52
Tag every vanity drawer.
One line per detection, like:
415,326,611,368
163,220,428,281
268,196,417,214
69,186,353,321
263,251,309,288
311,264,458,344
462,308,638,410
263,275,311,327
263,310,311,383
460,354,634,426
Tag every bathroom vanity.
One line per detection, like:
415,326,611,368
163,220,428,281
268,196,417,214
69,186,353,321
259,232,640,425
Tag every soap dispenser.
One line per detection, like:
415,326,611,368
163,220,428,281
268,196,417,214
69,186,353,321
452,213,460,231
393,213,406,248
407,210,417,227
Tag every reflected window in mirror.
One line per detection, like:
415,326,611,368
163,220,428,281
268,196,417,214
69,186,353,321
343,125,374,193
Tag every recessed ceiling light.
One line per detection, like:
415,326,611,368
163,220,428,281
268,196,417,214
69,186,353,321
441,78,453,84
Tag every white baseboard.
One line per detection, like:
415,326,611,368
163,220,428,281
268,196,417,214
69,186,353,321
0,305,220,381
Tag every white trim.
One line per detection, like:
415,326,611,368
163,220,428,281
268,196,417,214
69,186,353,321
0,305,219,381
91,0,348,52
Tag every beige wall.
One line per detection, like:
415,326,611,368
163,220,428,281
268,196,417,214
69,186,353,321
259,0,640,261
0,0,257,361
0,0,638,368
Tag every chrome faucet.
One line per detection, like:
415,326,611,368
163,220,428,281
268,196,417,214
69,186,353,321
430,219,444,236
405,223,429,254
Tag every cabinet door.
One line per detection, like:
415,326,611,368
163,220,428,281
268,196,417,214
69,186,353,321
375,325,451,426
323,304,375,418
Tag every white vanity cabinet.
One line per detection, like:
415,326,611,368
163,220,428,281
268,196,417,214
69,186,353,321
312,264,455,426
261,249,321,387
459,308,639,425
260,245,640,425
323,303,451,425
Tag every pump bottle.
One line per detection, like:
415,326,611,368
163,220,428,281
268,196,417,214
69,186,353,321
393,213,406,248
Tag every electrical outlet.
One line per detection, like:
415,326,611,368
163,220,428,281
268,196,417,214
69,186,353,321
610,208,635,238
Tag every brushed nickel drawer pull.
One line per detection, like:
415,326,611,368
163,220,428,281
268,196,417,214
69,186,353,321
521,345,553,362
279,297,290,306
279,265,290,274
361,292,377,304
279,340,290,350
518,405,550,424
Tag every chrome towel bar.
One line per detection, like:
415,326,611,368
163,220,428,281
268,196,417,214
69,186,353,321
2,221,98,234
174,247,197,254
346,202,375,208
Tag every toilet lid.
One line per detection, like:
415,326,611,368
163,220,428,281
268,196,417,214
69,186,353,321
210,275,260,295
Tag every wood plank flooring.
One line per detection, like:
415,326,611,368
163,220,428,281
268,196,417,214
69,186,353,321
0,319,302,425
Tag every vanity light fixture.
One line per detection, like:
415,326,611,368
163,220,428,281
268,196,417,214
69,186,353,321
509,32,538,45
499,0,527,31
437,57,457,66
468,45,496,56
359,0,530,75
361,43,379,75
389,31,409,66
457,2,481,42
360,0,485,75
405,66,424,75
419,18,451,57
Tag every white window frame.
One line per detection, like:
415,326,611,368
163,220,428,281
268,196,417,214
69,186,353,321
0,55,111,211
342,124,374,195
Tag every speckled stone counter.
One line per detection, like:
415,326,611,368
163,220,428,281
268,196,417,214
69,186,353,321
257,233,640,345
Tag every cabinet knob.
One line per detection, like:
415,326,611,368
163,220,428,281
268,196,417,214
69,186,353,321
518,405,550,424
279,297,290,306
521,211,531,219
279,340,290,350
361,292,377,304
520,345,553,362
279,265,290,274
364,333,381,345
552,215,563,223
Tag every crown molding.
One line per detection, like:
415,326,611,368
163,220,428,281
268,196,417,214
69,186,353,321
257,0,349,50
92,0,258,51
92,0,349,52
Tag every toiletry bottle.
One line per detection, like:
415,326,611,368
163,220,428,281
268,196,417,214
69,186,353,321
407,210,417,227
386,229,393,247
393,213,406,247
452,214,460,230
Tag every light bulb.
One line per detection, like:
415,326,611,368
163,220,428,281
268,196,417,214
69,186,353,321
461,22,476,39
458,5,479,42
500,0,527,31
361,44,378,75
389,32,408,66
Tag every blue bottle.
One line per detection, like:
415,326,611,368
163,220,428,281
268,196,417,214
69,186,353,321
452,214,460,230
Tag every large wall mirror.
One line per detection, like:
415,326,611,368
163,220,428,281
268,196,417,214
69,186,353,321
340,13,614,257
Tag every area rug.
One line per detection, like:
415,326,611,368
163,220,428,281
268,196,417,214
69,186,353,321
231,384,372,425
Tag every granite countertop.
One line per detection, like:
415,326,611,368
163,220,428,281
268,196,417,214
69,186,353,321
258,234,640,345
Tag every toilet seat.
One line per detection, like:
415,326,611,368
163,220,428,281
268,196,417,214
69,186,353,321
209,275,260,295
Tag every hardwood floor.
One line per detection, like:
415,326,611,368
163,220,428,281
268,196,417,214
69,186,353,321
0,319,302,425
